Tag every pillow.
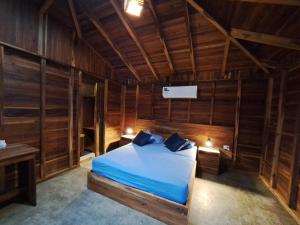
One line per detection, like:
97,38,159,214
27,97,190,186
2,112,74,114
150,133,164,144
165,133,187,152
143,130,164,144
180,139,196,150
132,131,152,146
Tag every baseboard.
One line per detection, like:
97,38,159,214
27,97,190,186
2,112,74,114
260,175,300,225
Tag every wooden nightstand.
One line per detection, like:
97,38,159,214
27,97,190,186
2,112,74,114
197,146,220,176
119,134,136,147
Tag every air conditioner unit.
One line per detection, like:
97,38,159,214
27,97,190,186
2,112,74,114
162,86,197,99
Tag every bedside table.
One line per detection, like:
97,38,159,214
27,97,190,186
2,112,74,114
197,146,220,176
119,134,136,147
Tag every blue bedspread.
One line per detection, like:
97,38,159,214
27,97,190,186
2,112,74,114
92,143,196,204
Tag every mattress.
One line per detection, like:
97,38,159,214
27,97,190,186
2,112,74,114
92,143,197,204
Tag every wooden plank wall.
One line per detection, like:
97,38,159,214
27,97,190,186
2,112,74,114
104,81,122,152
123,79,269,172
0,0,116,189
260,67,300,220
0,0,112,79
235,79,268,172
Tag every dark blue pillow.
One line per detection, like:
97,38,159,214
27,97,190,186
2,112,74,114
165,133,187,152
180,139,196,151
132,131,152,146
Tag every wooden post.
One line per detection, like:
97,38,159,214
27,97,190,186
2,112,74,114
233,79,242,161
103,79,108,153
221,37,230,77
120,85,126,133
40,58,46,178
76,70,82,165
271,71,286,187
68,69,74,167
0,45,4,135
135,84,139,124
260,78,274,175
210,81,216,125
151,84,155,119
94,82,100,156
0,45,4,194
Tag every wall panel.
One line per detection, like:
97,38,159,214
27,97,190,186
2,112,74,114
105,81,122,151
124,79,269,173
44,62,70,177
2,49,41,188
236,79,267,172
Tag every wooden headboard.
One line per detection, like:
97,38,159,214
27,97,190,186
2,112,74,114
135,119,234,150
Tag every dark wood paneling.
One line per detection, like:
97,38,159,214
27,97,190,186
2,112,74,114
124,85,137,131
137,84,153,120
213,81,237,126
236,79,268,172
124,79,269,172
153,84,169,121
104,80,121,151
276,69,300,205
0,0,39,53
2,49,41,184
190,82,212,124
44,62,70,177
135,119,234,150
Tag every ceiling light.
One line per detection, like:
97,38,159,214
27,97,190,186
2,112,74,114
124,0,144,16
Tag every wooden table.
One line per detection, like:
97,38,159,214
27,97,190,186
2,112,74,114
0,144,39,206
197,146,220,176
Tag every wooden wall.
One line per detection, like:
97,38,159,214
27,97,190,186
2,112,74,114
0,0,118,192
104,81,122,152
0,0,112,78
261,67,300,220
122,78,269,172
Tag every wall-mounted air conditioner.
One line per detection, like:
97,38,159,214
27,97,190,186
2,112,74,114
162,86,197,99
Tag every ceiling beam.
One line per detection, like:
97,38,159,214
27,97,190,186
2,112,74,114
221,37,230,77
87,15,141,82
109,0,159,80
148,0,175,74
229,0,300,6
67,0,82,39
186,0,269,74
184,2,197,80
39,0,55,15
231,28,300,51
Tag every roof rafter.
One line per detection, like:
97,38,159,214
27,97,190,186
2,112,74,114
67,0,82,39
231,28,300,51
148,0,175,74
229,0,300,6
109,0,159,80
184,2,197,80
39,0,55,15
186,0,269,74
87,14,141,82
221,37,230,77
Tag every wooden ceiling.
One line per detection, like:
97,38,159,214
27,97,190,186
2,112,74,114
38,0,300,82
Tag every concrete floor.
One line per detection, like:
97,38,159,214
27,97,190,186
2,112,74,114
0,160,297,225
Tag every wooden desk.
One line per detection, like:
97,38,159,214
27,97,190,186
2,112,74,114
197,146,220,176
0,144,39,206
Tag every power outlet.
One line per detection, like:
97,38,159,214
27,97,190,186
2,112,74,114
223,145,230,151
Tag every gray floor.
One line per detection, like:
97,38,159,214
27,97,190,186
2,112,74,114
0,160,297,225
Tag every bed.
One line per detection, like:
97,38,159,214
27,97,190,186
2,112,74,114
87,142,197,225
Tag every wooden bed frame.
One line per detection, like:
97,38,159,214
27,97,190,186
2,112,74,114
87,162,196,225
